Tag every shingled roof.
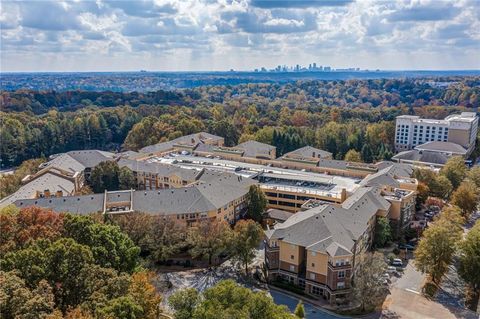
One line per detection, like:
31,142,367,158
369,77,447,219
281,146,332,160
266,187,390,257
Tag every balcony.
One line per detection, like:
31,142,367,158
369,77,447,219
328,262,352,270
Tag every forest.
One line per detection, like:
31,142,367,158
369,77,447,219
1,77,479,168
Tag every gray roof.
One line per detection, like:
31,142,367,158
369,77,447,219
14,194,104,215
265,208,294,222
267,187,388,256
118,158,201,181
375,161,413,177
414,141,467,155
360,166,400,188
282,146,332,160
66,150,115,168
117,150,144,159
392,150,450,166
139,132,224,154
46,150,114,173
12,171,255,216
0,172,76,208
234,140,276,158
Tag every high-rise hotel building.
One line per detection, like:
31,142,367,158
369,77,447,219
395,112,478,155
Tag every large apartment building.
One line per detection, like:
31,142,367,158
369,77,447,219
265,187,390,304
11,170,255,226
394,112,478,155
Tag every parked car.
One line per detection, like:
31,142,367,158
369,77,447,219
387,266,398,274
391,258,403,267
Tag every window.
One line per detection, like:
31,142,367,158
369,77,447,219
337,282,345,289
290,255,294,260
312,286,322,295
311,251,316,256
311,263,315,267
309,273,316,280
298,279,305,289
289,265,295,272
338,271,345,278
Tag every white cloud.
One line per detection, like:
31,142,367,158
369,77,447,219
0,0,479,71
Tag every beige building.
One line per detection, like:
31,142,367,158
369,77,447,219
12,170,255,227
395,112,478,154
139,132,225,157
265,187,389,304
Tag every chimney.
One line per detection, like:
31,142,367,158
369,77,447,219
56,190,63,197
44,189,51,198
340,188,347,203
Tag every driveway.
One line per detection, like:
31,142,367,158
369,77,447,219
394,260,424,294
383,251,478,318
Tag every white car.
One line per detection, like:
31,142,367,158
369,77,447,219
391,259,403,267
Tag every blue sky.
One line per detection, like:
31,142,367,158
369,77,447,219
1,0,479,72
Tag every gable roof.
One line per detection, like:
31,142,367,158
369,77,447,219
267,187,388,256
282,146,332,160
360,166,400,188
139,132,223,154
118,158,201,181
234,140,276,158
45,150,115,173
392,150,450,166
414,141,467,155
0,172,76,208
12,171,255,216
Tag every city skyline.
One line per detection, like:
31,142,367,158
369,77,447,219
1,0,480,72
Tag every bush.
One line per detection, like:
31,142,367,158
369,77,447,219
271,279,306,296
422,281,438,298
392,248,400,255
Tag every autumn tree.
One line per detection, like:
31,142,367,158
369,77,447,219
230,220,263,275
430,175,453,199
415,220,462,283
466,166,480,188
0,206,64,255
440,156,467,189
415,182,430,208
111,212,153,252
63,214,140,273
170,280,293,319
127,272,162,319
451,181,479,218
0,271,56,319
168,288,200,319
148,217,189,263
187,219,233,265
345,149,362,162
353,252,388,312
246,185,267,222
459,220,480,292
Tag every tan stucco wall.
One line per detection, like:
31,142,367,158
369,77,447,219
279,241,302,266
306,250,328,275
448,129,471,148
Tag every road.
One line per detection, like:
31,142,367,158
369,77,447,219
269,290,348,319
382,212,480,319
